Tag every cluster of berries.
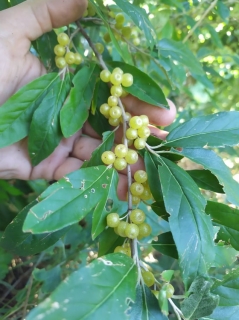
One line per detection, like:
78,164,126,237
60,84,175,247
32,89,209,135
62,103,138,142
104,12,140,46
99,67,133,127
83,2,96,17
54,33,83,69
128,170,153,204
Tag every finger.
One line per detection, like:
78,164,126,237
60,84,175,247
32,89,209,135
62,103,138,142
122,96,176,127
0,0,87,42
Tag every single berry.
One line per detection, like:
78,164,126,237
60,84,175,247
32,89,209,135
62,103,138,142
54,44,66,57
100,103,110,118
140,115,149,126
133,38,140,46
57,33,70,46
65,52,75,65
107,213,120,228
88,3,96,16
111,85,123,97
141,270,155,287
103,33,111,43
125,223,139,239
113,67,124,75
114,158,127,171
134,170,148,183
125,150,138,164
126,128,138,140
115,13,125,25
109,117,120,127
55,57,67,69
110,72,123,86
101,151,115,165
132,195,141,205
115,21,124,30
108,95,118,107
122,73,134,87
134,138,146,150
114,246,128,255
140,187,152,201
74,53,83,65
95,42,104,54
123,243,131,256
162,283,175,299
130,182,144,196
138,126,150,139
114,144,128,158
100,70,111,82
129,116,143,129
122,26,132,39
138,223,152,239
131,29,138,39
116,221,129,237
109,106,122,119
130,209,146,224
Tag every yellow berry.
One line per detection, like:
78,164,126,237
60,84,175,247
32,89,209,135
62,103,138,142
65,52,75,65
126,128,138,140
109,117,120,127
110,72,123,86
142,270,155,287
140,115,149,126
74,53,83,65
133,38,140,46
107,213,120,227
129,116,143,129
100,70,111,82
114,144,128,158
125,223,139,239
101,151,115,165
125,150,138,164
57,33,70,46
113,67,124,75
114,158,127,171
134,170,148,183
116,221,129,237
134,138,146,150
109,106,122,119
95,42,104,54
111,85,123,97
54,44,66,57
130,182,144,196
122,73,133,87
100,103,110,118
138,126,151,139
55,57,67,69
108,95,118,107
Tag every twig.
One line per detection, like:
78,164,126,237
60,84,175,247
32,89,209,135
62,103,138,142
21,275,33,319
182,0,218,43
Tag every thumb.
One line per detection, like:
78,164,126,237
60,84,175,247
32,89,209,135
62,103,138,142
0,0,87,41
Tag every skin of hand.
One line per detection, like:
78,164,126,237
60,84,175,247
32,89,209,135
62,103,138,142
0,0,176,199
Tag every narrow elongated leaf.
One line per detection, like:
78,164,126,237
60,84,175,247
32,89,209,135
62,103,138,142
0,0,9,10
181,277,219,320
129,285,168,320
207,306,239,320
187,170,223,193
0,247,12,281
108,62,168,108
171,148,239,206
23,166,117,234
113,0,156,49
0,201,69,256
158,39,204,75
157,156,215,289
213,245,238,268
151,201,169,221
206,201,239,232
98,228,123,256
152,232,178,259
217,226,239,251
60,64,100,137
163,112,239,148
26,253,137,320
28,73,71,165
0,73,58,148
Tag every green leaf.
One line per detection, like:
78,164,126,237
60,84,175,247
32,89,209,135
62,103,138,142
113,0,156,49
213,245,238,268
158,289,169,317
26,253,137,320
205,24,223,49
0,247,12,281
151,201,169,221
0,201,69,256
207,306,239,320
162,112,239,148
157,157,215,288
28,73,71,165
152,232,178,259
129,285,168,320
83,131,115,168
161,270,174,282
33,265,61,294
171,148,239,206
181,277,219,320
108,61,168,108
0,73,58,148
206,201,239,232
158,39,204,75
60,64,100,137
217,226,239,251
0,0,9,10
98,228,123,256
32,31,58,71
187,170,224,193
23,166,118,234
216,1,230,22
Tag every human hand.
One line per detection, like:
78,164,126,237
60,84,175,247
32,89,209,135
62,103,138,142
0,0,176,199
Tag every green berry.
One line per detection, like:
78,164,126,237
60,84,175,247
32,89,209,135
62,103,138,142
134,170,148,184
101,151,115,165
65,52,75,65
109,117,120,127
113,67,123,75
116,221,128,237
74,53,83,65
111,85,123,97
108,95,118,107
125,150,138,164
57,33,70,46
110,72,123,86
126,128,138,140
114,144,128,158
109,106,122,119
100,103,110,118
54,44,66,57
133,38,140,46
138,126,150,139
103,33,111,43
140,187,152,201
122,73,133,87
107,213,120,227
134,138,146,150
140,115,149,126
138,223,152,239
95,42,104,54
114,158,127,171
115,13,125,25
141,270,155,287
114,246,128,254
125,223,139,239
100,70,111,82
55,57,67,69
130,209,146,224
122,26,132,39
162,283,175,299
130,182,144,196
129,116,143,129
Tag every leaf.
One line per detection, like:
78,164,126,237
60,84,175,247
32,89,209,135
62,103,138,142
108,61,168,108
213,245,238,268
22,166,118,234
171,148,239,206
216,1,230,22
0,73,58,148
187,170,224,193
113,0,156,49
207,306,239,320
28,73,72,166
152,232,178,259
60,64,100,137
129,285,168,320
157,156,215,289
181,276,219,320
33,265,62,294
158,39,204,75
0,201,70,256
83,131,115,168
205,24,223,49
217,226,239,251
206,201,239,232
162,112,239,148
32,31,58,71
0,0,9,10
151,201,169,221
98,228,123,256
0,247,12,281
26,253,137,320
